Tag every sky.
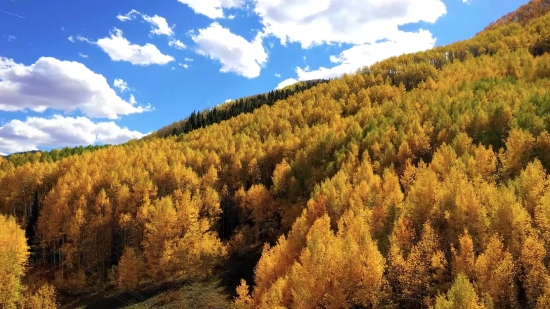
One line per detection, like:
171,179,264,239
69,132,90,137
0,0,530,155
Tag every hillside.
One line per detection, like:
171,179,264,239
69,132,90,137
150,79,330,139
2,1,550,308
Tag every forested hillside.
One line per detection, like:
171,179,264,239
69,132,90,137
150,79,330,139
2,0,550,308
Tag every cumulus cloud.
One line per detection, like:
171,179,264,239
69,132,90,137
297,30,437,80
0,57,150,119
0,115,145,154
96,28,174,65
184,57,194,61
169,39,186,49
118,9,174,36
179,63,190,69
113,78,130,92
274,73,281,78
177,0,245,19
255,0,446,82
192,22,267,78
78,52,88,58
117,9,138,21
276,78,298,90
253,0,446,48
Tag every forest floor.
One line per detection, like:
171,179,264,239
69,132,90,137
61,244,263,309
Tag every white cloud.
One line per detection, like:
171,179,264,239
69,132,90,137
274,73,281,78
276,78,298,90
143,14,174,36
77,36,93,43
252,0,446,81
129,94,137,105
169,39,186,49
253,0,446,48
118,9,174,36
78,52,88,58
177,0,245,19
179,63,190,69
0,115,145,154
228,14,236,19
6,35,16,41
69,35,93,43
184,57,194,61
224,99,233,103
113,78,130,92
96,28,174,65
192,22,268,78
117,9,139,21
296,30,436,80
0,57,150,119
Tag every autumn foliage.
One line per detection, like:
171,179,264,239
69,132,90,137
3,1,550,308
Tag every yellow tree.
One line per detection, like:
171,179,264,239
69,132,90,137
0,214,30,308
451,230,476,280
117,246,144,290
24,283,58,309
474,235,517,308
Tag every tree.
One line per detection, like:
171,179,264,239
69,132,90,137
24,283,58,309
0,214,30,308
117,246,144,290
434,273,487,309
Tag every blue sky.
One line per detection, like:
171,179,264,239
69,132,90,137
0,0,529,154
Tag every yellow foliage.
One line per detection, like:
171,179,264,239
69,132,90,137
24,283,58,309
0,214,29,308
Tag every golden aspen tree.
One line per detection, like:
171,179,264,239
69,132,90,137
520,236,549,308
272,159,292,197
535,189,550,251
117,246,144,290
474,235,517,308
24,283,58,309
0,214,29,308
466,144,497,182
499,128,535,178
404,166,440,233
235,279,253,309
388,222,447,307
518,160,547,218
451,230,476,280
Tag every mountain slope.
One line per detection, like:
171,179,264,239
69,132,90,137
150,79,330,139
1,1,550,308
483,0,550,31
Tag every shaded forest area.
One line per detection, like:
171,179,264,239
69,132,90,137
2,0,550,308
